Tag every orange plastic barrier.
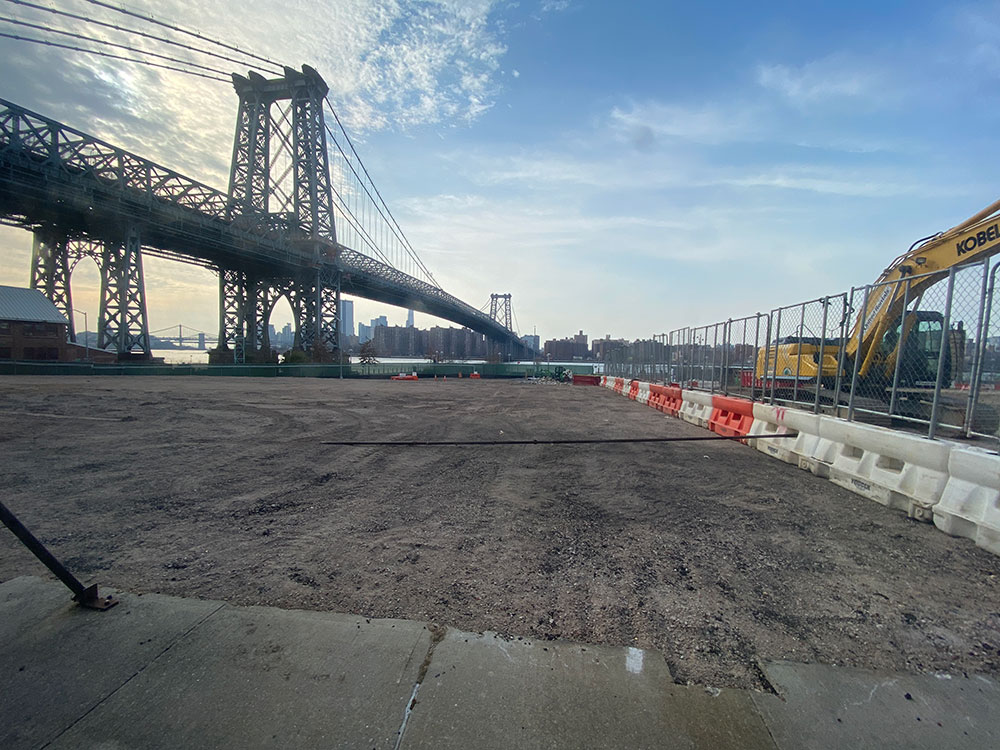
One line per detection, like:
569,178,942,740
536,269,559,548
391,374,419,381
470,372,481,379
647,384,683,416
572,374,601,386
709,395,755,439
627,380,639,400
613,377,625,394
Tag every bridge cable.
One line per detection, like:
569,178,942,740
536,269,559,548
81,0,284,72
0,16,231,77
323,119,440,288
323,99,440,287
3,0,281,75
323,121,422,275
0,31,229,81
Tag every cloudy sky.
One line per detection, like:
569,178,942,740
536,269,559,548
2,0,999,342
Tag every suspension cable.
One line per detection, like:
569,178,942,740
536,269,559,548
323,98,440,286
0,31,229,81
0,15,231,76
82,0,283,71
3,0,280,74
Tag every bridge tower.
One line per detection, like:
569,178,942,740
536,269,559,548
217,65,340,363
488,293,515,361
488,293,513,331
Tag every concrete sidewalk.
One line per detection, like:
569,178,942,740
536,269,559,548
1,577,997,749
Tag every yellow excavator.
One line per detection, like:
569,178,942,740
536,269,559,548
757,198,1000,415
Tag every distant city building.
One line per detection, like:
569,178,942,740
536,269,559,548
406,309,414,328
359,315,388,345
520,334,540,352
340,299,354,346
544,330,590,360
592,335,626,360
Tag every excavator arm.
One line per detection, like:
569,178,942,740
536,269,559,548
850,198,1000,378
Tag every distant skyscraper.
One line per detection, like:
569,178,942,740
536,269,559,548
406,309,414,328
372,315,387,329
358,322,372,343
340,299,354,346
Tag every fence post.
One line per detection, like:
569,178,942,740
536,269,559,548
769,307,782,405
793,302,805,404
888,277,911,418
814,297,829,414
967,262,999,437
962,260,993,435
847,284,871,422
928,267,957,440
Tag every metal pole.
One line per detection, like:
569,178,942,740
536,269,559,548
847,284,872,422
757,313,768,403
770,307,782,405
928,267,957,439
962,260,992,435
793,302,805,405
722,320,731,396
888,277,911,417
815,298,829,414
0,500,117,610
832,293,849,413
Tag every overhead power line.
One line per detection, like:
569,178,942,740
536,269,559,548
3,0,280,74
0,15,230,76
83,0,283,71
0,30,229,81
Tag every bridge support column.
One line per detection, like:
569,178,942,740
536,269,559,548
98,226,151,359
30,231,75,341
218,268,247,363
295,269,338,359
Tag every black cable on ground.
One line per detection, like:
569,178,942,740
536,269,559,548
320,434,797,447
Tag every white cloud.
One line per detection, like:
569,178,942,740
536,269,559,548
756,54,888,105
610,100,761,145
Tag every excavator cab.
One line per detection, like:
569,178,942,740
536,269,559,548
877,311,949,388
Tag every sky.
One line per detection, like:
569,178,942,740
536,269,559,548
2,0,999,343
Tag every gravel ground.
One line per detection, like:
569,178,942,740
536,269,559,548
0,375,997,690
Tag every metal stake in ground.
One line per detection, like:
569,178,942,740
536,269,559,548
0,499,118,610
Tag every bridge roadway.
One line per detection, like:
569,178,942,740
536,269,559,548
0,98,528,354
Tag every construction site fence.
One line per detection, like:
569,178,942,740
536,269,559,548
603,257,1000,446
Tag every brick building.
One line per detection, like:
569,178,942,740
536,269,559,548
0,285,71,361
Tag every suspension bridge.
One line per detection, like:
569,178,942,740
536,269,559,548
0,2,532,362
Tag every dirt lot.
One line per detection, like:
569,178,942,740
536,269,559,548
1,375,998,690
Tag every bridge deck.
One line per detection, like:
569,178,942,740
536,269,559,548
1,376,997,691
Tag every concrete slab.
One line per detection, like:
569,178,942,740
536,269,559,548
47,597,433,750
399,630,776,750
752,660,1000,750
0,576,223,750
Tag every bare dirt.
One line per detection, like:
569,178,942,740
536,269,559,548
1,375,998,690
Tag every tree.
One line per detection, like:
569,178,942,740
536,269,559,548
359,340,379,364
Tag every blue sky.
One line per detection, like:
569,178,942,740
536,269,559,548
1,0,998,342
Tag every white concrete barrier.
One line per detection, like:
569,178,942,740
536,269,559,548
748,403,818,467
679,389,713,429
636,381,651,406
933,447,1000,555
820,418,951,520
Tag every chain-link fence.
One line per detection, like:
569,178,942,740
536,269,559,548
600,258,1000,445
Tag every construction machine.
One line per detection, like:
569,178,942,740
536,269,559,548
756,198,1000,426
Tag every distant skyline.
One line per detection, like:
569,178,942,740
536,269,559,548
2,1,999,343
